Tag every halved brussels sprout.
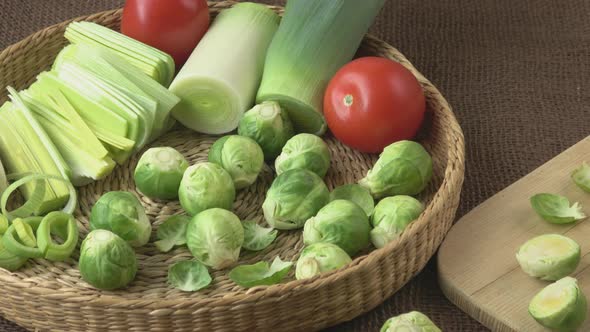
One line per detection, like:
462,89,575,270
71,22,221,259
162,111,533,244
168,260,212,292
359,140,433,199
178,163,236,216
380,311,441,332
79,230,138,290
303,200,370,255
89,191,152,247
516,234,580,281
275,133,331,178
295,242,352,280
186,208,244,270
238,101,295,160
229,256,292,288
530,193,586,224
329,184,375,217
154,215,190,253
529,277,587,332
208,135,264,189
370,196,424,249
134,147,189,200
572,162,590,193
262,169,330,230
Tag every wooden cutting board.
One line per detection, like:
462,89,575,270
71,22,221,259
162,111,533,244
438,136,590,332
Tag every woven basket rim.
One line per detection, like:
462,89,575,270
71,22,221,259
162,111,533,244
0,2,465,312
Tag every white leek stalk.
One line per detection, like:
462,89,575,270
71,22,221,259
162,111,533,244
169,3,279,134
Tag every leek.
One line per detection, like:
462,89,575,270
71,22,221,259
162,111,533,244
22,85,116,186
0,90,72,215
65,21,175,87
169,2,279,134
256,0,386,134
0,159,7,195
53,44,180,140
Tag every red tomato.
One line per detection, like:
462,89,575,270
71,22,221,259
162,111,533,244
121,0,210,68
324,57,426,153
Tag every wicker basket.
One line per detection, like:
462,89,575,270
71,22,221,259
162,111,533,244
0,2,465,331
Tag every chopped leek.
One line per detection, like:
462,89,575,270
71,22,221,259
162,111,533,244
256,0,386,134
169,3,279,134
53,44,180,140
0,90,71,215
2,217,44,259
13,219,37,248
65,21,175,86
31,72,135,164
22,86,115,186
0,158,6,195
36,211,79,261
1,174,77,221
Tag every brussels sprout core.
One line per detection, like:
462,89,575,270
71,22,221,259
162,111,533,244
295,242,352,280
516,234,581,281
134,147,189,200
529,277,587,332
237,101,295,160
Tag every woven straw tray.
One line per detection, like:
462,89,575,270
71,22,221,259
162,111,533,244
0,2,465,331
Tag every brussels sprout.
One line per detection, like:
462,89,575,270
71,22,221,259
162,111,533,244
572,162,590,192
275,133,331,178
303,200,370,255
530,193,586,224
295,242,352,280
134,147,189,200
370,196,424,249
178,163,236,216
242,221,277,251
208,135,264,189
238,101,295,160
229,256,292,288
186,208,244,269
529,277,587,332
168,260,212,292
154,215,190,253
380,311,441,332
262,169,330,230
79,230,137,290
329,184,375,217
359,140,433,199
516,234,580,281
90,191,152,247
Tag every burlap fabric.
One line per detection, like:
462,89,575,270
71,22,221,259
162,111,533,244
1,0,589,331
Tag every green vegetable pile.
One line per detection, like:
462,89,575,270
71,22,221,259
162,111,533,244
0,0,437,299
513,162,590,331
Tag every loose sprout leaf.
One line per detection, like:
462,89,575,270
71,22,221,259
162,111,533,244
572,162,590,193
229,256,292,288
168,260,212,292
155,215,190,253
530,193,586,224
242,221,277,251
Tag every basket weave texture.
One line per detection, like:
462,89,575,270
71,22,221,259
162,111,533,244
0,2,465,331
